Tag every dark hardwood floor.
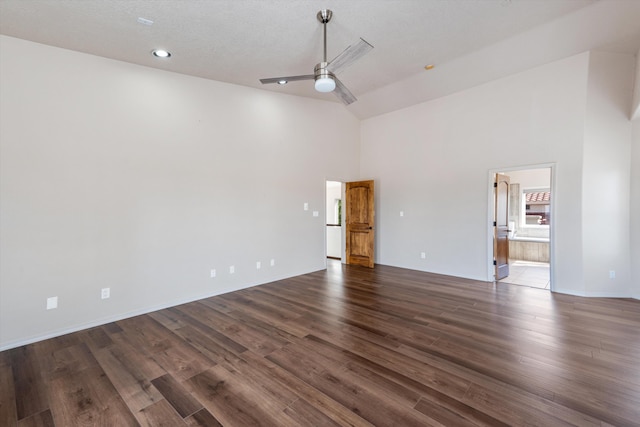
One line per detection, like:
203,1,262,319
2,260,640,426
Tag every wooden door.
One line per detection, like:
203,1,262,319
494,173,510,280
345,180,375,268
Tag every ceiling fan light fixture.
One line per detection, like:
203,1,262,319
315,76,336,92
314,62,335,93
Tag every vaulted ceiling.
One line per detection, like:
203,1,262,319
1,0,639,119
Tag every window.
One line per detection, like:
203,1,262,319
522,188,550,226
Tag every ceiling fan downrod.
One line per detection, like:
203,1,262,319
315,9,335,92
317,9,332,62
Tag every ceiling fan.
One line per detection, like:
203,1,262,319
260,9,373,105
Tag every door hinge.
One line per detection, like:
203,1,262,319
493,221,497,227
493,260,497,266
494,182,497,188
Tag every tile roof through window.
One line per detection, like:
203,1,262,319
525,192,551,203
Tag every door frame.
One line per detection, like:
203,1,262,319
486,163,556,291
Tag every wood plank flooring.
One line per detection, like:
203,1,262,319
2,260,640,426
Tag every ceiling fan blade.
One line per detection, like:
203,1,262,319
260,75,314,84
333,77,357,105
326,38,373,75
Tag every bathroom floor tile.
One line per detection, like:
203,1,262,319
500,260,550,289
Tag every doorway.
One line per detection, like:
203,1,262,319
490,166,553,290
326,181,343,261
325,179,376,268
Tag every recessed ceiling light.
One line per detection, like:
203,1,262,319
152,49,171,58
277,80,288,85
424,64,435,70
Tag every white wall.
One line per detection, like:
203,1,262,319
582,51,635,297
0,36,361,350
361,53,590,293
631,120,640,298
360,50,638,297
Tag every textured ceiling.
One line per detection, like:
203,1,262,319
1,0,639,119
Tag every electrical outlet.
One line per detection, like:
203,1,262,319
229,265,235,274
46,296,58,310
304,203,309,211
210,269,216,278
313,211,319,217
420,252,426,259
270,259,275,267
101,288,110,299
256,261,261,269
400,211,404,217
609,270,616,279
